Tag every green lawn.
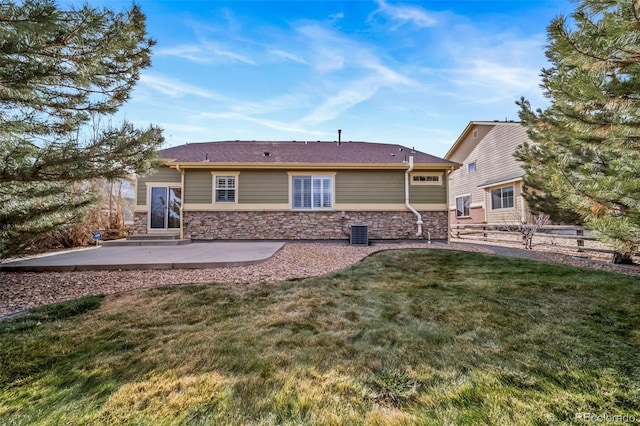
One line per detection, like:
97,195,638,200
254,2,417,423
1,249,639,425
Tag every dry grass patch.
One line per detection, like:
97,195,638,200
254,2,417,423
1,249,639,424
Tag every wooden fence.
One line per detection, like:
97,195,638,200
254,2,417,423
449,223,619,255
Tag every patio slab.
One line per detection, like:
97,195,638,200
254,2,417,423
0,241,286,272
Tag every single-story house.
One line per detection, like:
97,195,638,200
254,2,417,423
133,140,460,241
445,121,531,225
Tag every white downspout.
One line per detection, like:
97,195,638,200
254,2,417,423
405,156,424,238
446,168,453,245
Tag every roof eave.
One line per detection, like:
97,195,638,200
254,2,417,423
477,176,524,189
162,160,460,170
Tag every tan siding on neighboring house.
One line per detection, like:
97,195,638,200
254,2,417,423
239,171,289,204
335,170,405,204
447,125,492,164
184,170,212,204
447,122,528,223
485,181,525,223
136,167,181,205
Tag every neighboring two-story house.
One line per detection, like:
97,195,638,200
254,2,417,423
133,140,459,241
445,121,531,225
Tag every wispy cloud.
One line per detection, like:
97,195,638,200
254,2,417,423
452,59,540,92
119,0,565,155
155,44,211,63
157,40,256,65
371,0,438,29
291,22,416,124
301,64,414,124
214,48,256,65
430,27,547,104
169,123,211,144
198,112,324,136
228,92,314,116
295,24,349,73
365,62,414,86
139,74,225,100
268,49,307,64
301,79,381,124
302,60,414,124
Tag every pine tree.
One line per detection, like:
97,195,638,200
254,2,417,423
0,0,164,259
516,0,640,263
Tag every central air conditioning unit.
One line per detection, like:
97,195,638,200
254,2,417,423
350,224,368,246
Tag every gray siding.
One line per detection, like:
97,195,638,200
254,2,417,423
238,171,289,204
136,167,181,205
336,170,405,204
409,179,447,204
184,170,213,204
138,167,449,208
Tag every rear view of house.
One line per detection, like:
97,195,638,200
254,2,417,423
133,140,459,241
445,121,531,225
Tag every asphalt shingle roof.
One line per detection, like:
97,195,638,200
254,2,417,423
159,141,455,165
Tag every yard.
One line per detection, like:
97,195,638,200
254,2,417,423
1,249,639,424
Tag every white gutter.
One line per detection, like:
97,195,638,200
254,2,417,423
405,156,424,238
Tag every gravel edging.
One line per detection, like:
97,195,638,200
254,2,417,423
1,241,638,318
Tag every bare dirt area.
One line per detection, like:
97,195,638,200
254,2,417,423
1,241,638,317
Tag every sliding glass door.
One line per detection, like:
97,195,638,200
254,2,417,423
149,186,182,229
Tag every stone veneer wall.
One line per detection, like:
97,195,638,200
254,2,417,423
182,210,448,240
132,212,148,234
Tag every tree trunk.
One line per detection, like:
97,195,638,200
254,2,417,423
612,252,634,265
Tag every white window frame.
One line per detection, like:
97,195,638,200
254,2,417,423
410,172,442,186
289,173,334,210
147,184,182,230
456,194,470,217
490,185,515,210
468,161,477,173
212,172,239,204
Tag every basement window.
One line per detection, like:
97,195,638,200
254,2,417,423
410,173,442,185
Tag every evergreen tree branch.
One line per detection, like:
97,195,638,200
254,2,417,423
0,0,163,259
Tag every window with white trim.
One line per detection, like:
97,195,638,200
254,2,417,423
468,161,476,173
292,176,333,209
456,195,470,217
215,175,236,203
491,185,514,210
413,175,439,182
149,186,181,229
411,172,442,185
412,175,440,183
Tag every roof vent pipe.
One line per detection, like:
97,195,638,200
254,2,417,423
338,129,342,145
405,156,424,238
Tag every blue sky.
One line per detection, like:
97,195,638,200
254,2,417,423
87,0,574,158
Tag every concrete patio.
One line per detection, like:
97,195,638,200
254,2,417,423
0,241,286,272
